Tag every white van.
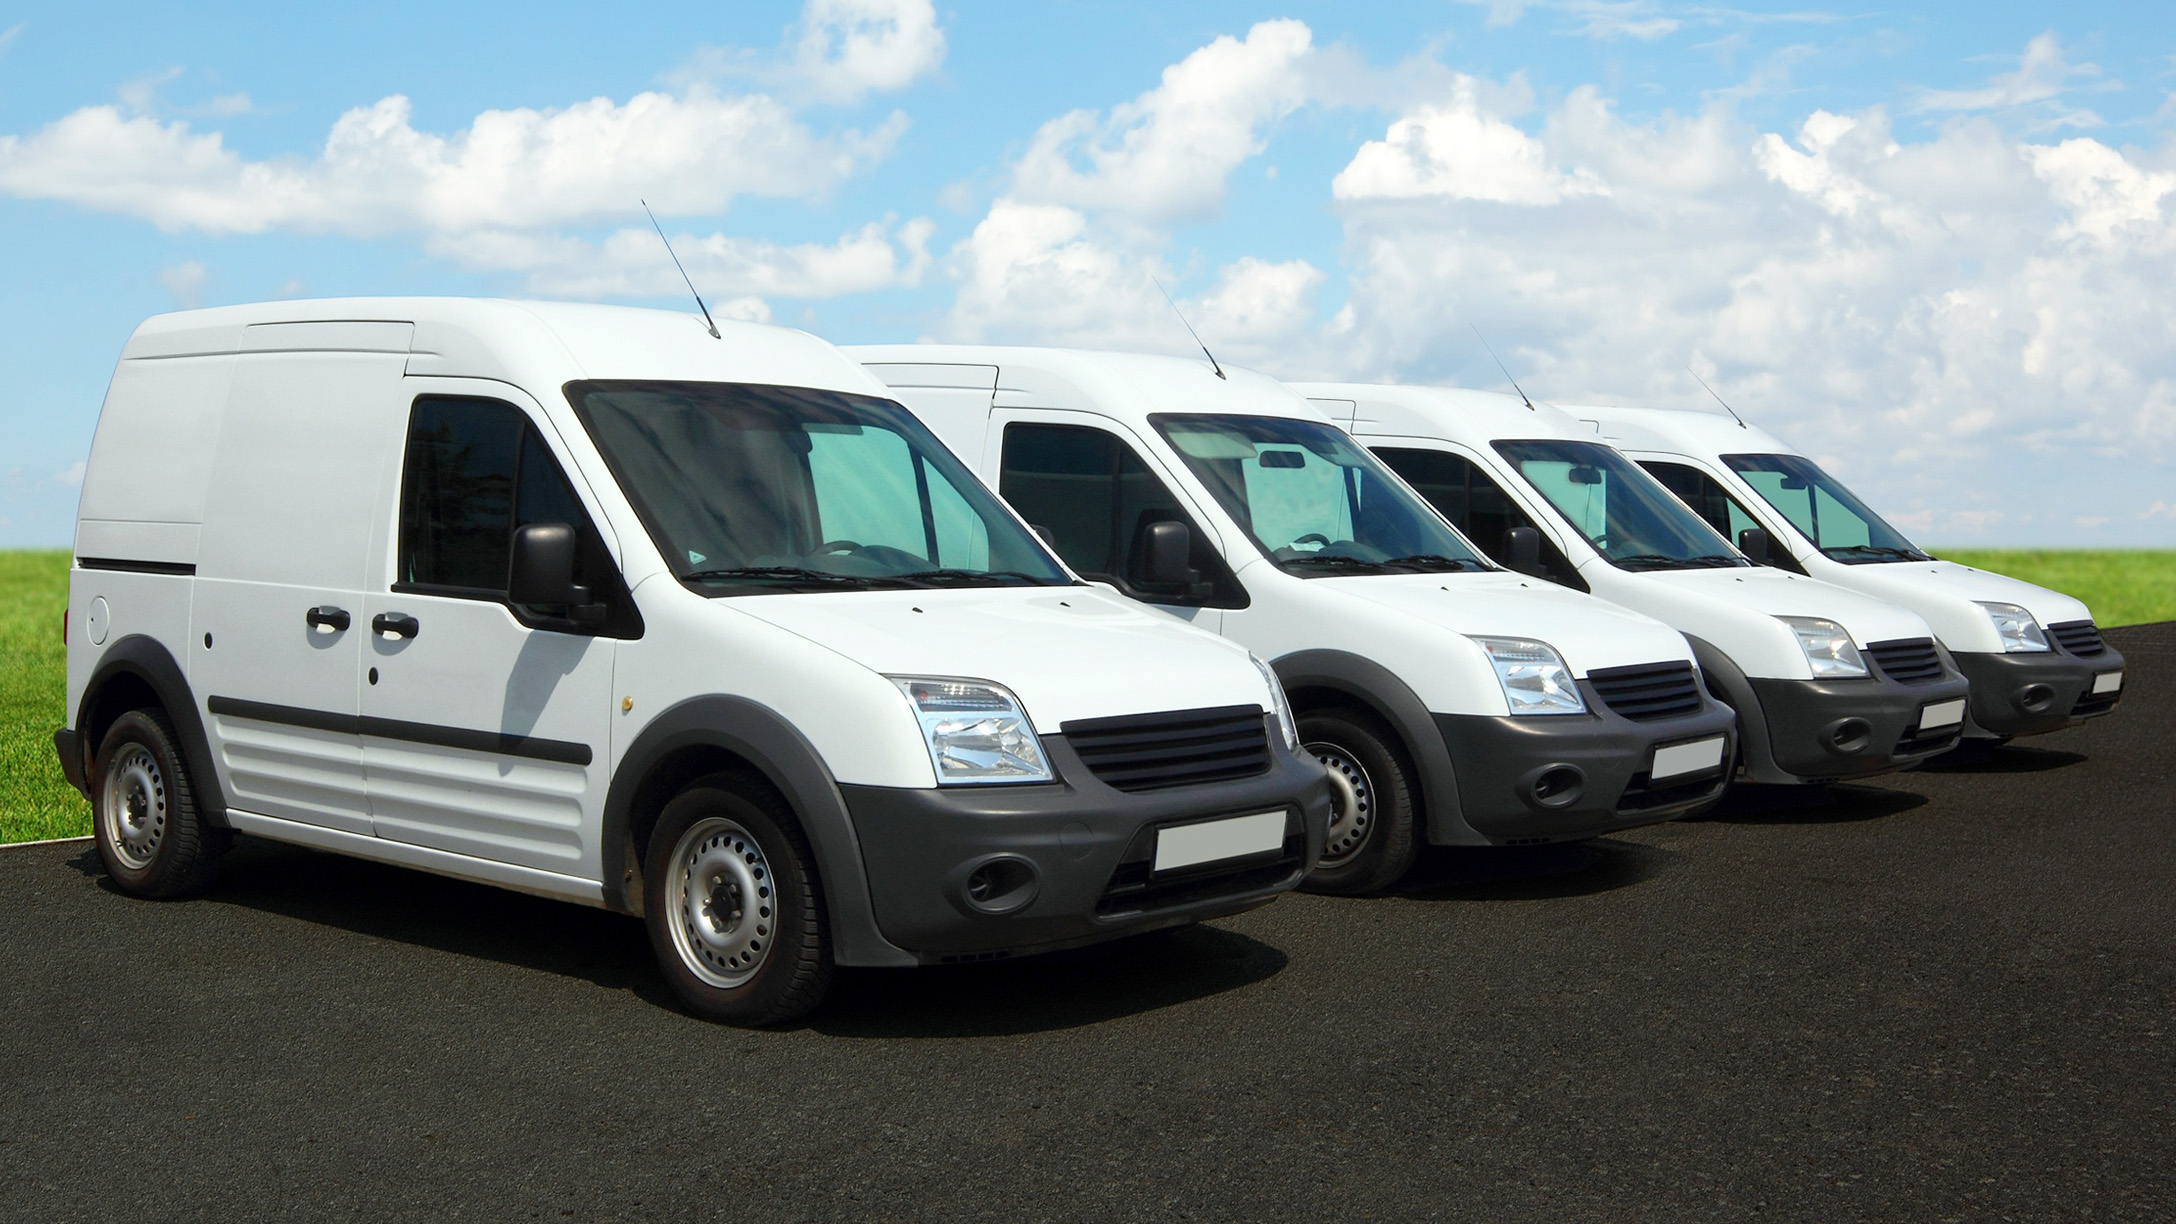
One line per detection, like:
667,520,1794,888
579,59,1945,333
1297,383,1974,787
54,299,1332,1025
849,347,1739,895
1576,405,2126,742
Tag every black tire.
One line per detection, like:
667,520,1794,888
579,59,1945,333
1297,707,1419,895
91,709,228,898
642,776,833,1026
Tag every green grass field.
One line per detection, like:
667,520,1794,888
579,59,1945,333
2,548,2171,844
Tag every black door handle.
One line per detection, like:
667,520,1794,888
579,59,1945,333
371,612,421,640
305,606,351,633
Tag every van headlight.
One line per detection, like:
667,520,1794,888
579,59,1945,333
1778,616,1868,678
1471,637,1586,716
1251,654,1300,750
891,677,1054,785
1975,601,2050,653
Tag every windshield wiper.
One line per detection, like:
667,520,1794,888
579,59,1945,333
892,569,1061,587
1610,552,1690,571
1278,553,1393,575
1682,554,1746,568
682,566,905,589
1823,544,1929,563
1381,554,1478,573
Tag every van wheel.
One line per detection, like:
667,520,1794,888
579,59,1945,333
92,709,228,898
1298,708,1418,895
643,779,833,1026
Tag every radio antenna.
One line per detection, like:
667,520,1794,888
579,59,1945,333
1471,325,1534,410
1151,275,1225,379
642,200,719,339
1686,365,1747,428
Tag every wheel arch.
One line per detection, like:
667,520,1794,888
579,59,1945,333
1268,649,1467,844
602,695,916,968
1684,634,1782,784
74,634,230,826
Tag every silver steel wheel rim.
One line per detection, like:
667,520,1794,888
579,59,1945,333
101,744,167,871
1309,741,1375,868
665,817,777,990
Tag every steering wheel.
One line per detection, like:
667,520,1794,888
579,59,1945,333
1289,532,1331,549
813,539,866,555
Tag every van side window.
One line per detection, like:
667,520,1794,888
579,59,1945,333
1372,447,1589,592
1640,460,1806,574
999,423,1245,608
398,398,631,627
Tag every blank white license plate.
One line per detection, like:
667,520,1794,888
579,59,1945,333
1651,736,1726,781
1154,811,1286,873
2094,671,2123,694
1917,698,1966,731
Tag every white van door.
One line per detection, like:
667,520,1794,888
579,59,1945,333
358,387,619,881
988,409,1238,630
192,339,410,836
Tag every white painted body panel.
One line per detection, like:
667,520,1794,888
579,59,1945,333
848,345,1704,719
1291,382,1947,680
1576,405,2098,655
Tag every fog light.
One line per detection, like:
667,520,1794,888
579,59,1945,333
1521,764,1586,810
960,856,1039,915
1823,718,1873,754
2014,683,2054,714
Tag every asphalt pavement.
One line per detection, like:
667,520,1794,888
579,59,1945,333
2,623,2170,1222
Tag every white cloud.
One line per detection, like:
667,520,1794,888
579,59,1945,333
158,259,209,307
0,90,905,236
432,218,934,300
791,0,946,102
50,461,86,488
2144,501,2176,522
1010,19,1314,223
1333,78,1608,203
1917,33,2098,115
0,23,22,56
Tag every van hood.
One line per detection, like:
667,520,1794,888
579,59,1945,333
722,585,1269,733
1312,570,1695,677
1632,566,1934,645
1820,560,2093,650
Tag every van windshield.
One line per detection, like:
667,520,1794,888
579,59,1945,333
568,380,1072,593
1151,413,1490,577
1722,453,1930,564
1494,439,1748,572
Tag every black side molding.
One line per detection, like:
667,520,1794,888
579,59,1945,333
53,728,87,799
206,696,593,766
78,558,197,576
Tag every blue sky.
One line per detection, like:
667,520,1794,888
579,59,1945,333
4,1,2172,546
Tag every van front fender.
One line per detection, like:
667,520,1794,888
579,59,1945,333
1269,649,1470,844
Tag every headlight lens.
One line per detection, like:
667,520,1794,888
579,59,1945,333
1976,601,2050,653
1472,637,1586,716
1252,654,1299,751
892,677,1053,785
1778,616,1868,678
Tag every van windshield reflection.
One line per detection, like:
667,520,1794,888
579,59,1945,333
1722,453,1931,564
1495,439,1749,572
568,380,1073,594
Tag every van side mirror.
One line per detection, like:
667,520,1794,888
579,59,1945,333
510,523,604,622
1503,526,1545,578
1141,520,1193,588
1736,526,1771,566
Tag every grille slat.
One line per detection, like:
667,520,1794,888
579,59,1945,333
2048,620,2106,657
1588,662,1703,722
1866,638,1945,685
1064,704,1271,792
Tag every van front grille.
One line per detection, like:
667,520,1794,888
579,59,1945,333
1866,638,1945,684
2047,620,2106,657
2071,689,2120,717
1587,662,1703,721
1061,705,1271,793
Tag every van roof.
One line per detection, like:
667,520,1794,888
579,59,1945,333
121,297,885,397
1571,404,1800,459
846,344,1335,426
1288,382,1599,445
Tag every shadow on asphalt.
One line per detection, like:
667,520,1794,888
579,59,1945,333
68,837,1289,1037
1692,781,1929,825
1918,742,2090,774
1392,837,1668,901
813,923,1289,1039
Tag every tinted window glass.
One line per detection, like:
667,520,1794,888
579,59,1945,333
998,422,1242,606
568,380,1066,593
1372,446,1587,590
1641,459,1806,574
1151,414,1488,578
1496,439,1747,572
399,398,606,595
1722,453,1929,564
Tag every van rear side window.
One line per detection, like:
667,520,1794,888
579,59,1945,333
398,397,592,593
